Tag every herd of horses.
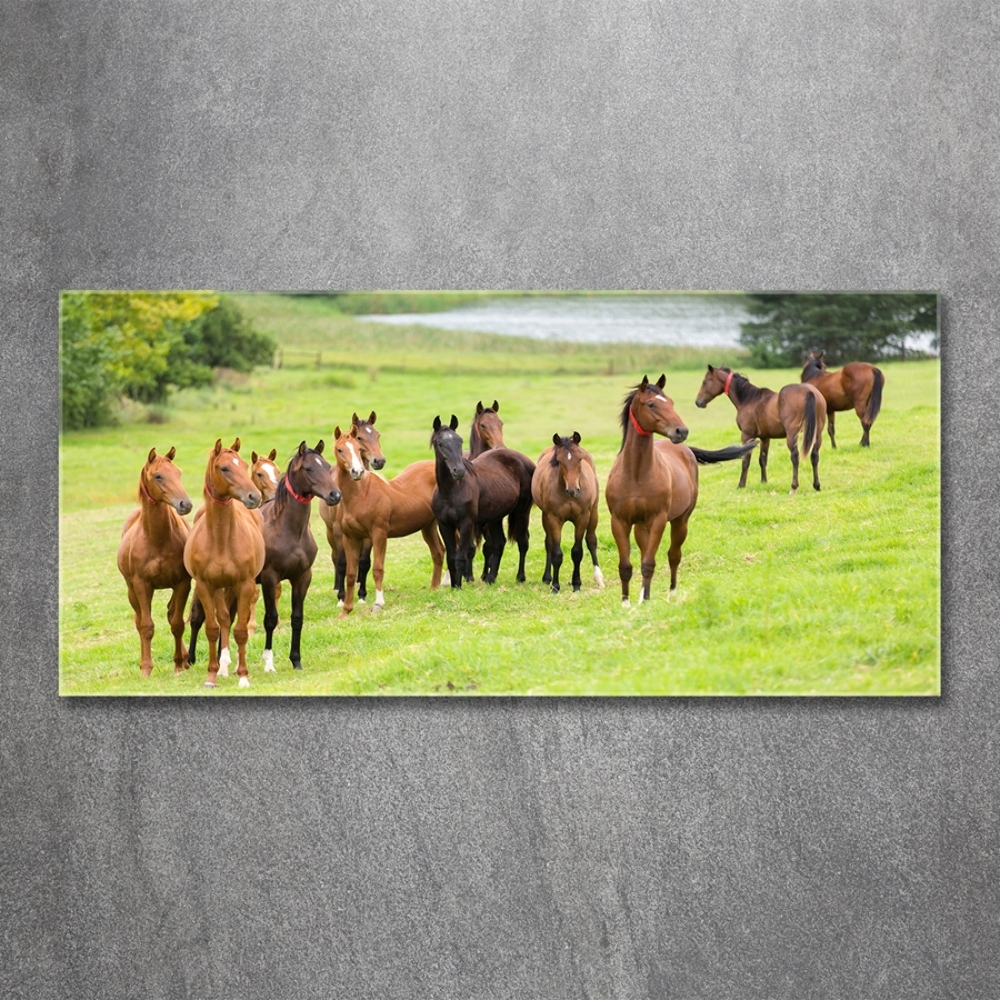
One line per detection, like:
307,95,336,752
116,352,884,686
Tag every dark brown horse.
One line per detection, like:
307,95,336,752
532,432,602,593
469,400,505,458
430,415,535,587
183,438,264,687
258,441,341,672
695,366,827,493
319,412,385,605
801,351,885,448
606,375,757,606
332,424,445,615
117,447,193,676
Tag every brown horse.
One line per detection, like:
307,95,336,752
331,424,445,615
606,375,757,606
117,447,193,676
469,400,505,458
532,432,602,593
319,412,385,605
251,448,281,502
801,351,885,448
695,366,827,493
258,441,341,673
183,438,265,687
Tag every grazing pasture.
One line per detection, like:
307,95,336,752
60,295,939,696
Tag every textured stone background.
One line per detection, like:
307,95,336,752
3,3,996,997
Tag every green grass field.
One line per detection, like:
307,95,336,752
59,294,939,696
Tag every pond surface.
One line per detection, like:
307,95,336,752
360,293,750,347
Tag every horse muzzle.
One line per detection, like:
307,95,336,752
175,498,193,515
350,468,366,481
370,457,386,471
243,491,262,509
670,427,689,443
324,489,343,506
695,398,708,409
451,466,466,480
566,487,581,499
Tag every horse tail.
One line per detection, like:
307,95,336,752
866,367,884,424
688,442,758,464
802,391,818,456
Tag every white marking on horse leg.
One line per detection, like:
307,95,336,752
375,589,385,607
593,567,604,588
622,598,631,609
441,570,451,587
637,589,644,606
337,598,344,607
262,649,275,672
238,676,250,688
218,646,231,677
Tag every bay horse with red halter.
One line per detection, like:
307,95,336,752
430,415,535,587
117,447,194,676
331,423,446,615
606,375,757,607
258,441,342,673
801,351,885,448
182,438,265,687
696,366,827,492
319,412,385,605
532,432,603,593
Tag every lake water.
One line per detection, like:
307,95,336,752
360,293,750,347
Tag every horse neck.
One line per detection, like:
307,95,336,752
334,463,368,506
468,423,485,459
138,479,175,541
278,471,314,531
433,450,466,496
620,423,657,476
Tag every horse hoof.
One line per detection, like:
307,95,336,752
203,680,217,689
441,571,451,587
292,663,302,670
622,599,631,609
238,676,251,689
550,585,560,594
358,597,366,604
593,568,604,589
372,603,383,613
140,667,152,678
337,599,344,608
262,650,275,673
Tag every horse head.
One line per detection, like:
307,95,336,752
551,431,585,498
142,446,193,515
352,411,386,471
287,440,342,506
250,447,281,502
333,426,367,481
472,400,505,450
695,365,734,409
205,438,262,509
431,414,466,480
628,375,689,443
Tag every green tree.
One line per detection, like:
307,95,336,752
739,293,938,368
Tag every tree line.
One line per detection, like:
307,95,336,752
60,293,276,430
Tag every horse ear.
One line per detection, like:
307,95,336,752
572,431,581,444
298,441,307,456
351,412,360,426
350,425,359,438
449,414,459,431
213,439,223,456
476,401,484,414
147,447,157,464
252,451,259,463
492,400,499,412
368,411,376,425
166,446,176,461
231,438,241,453
315,440,325,454
334,426,341,440
656,374,666,389
433,415,442,431
268,448,277,461
553,432,561,446
707,364,714,372
640,375,649,389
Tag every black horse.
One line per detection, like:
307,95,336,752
430,415,534,587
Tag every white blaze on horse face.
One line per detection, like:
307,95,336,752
347,442,364,477
231,456,241,466
265,464,278,486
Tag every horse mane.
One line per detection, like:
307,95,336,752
272,447,320,515
618,385,663,452
801,355,824,378
717,368,766,406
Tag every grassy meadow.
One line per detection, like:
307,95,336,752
59,294,940,696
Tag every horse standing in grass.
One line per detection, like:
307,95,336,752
320,412,385,605
695,365,827,493
430,415,535,587
801,351,885,448
532,432,603,593
259,441,341,673
606,375,757,607
117,447,193,676
183,438,264,688
332,424,446,616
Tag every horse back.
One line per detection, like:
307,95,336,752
471,448,534,523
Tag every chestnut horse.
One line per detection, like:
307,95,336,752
801,351,884,448
469,400,505,458
319,412,385,605
117,447,193,676
258,441,342,672
251,448,281,502
532,432,603,593
695,366,827,493
183,438,264,687
606,375,757,606
430,415,535,587
332,424,445,615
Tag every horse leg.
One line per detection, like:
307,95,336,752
570,519,585,593
195,581,221,687
167,578,191,673
340,534,363,616
288,569,311,669
488,521,507,583
738,443,752,488
128,579,156,677
334,549,347,606
667,515,689,592
610,515,634,607
420,522,445,589
759,438,770,484
479,529,491,582
827,409,837,448
233,577,256,688
369,530,388,610
542,511,563,593
440,519,461,589
586,505,604,588
541,544,552,585
811,440,821,491
261,571,280,673
514,516,529,584
853,400,872,446
787,431,800,494
457,521,476,585
634,518,666,603
358,540,372,603
215,590,233,677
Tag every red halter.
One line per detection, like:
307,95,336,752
723,371,735,397
205,481,231,505
285,475,312,503
629,405,653,437
140,476,157,504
